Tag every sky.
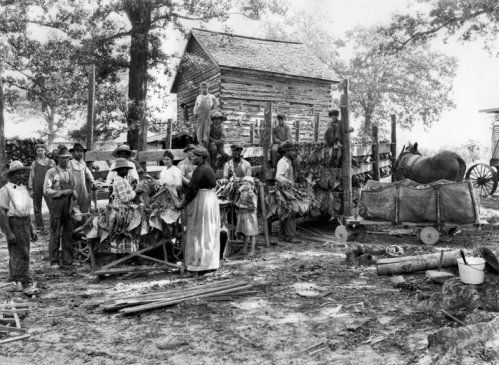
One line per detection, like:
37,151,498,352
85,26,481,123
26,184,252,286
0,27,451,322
6,0,499,153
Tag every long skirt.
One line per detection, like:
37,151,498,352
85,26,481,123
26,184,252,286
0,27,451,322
185,189,220,271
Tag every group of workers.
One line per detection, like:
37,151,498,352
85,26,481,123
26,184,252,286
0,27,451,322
0,79,345,292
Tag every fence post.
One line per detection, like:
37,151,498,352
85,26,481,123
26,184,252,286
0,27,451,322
372,125,380,181
340,79,353,218
391,114,397,182
260,102,273,182
165,119,172,149
314,112,320,142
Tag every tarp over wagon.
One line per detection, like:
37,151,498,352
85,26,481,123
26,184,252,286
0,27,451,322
358,179,479,225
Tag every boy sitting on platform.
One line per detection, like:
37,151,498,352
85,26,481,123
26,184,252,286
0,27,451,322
234,176,258,256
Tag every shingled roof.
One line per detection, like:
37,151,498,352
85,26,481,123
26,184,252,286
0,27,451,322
173,29,339,88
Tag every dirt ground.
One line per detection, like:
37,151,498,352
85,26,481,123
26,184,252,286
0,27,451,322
1,196,499,365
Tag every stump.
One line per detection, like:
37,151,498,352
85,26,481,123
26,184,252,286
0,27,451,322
424,276,499,312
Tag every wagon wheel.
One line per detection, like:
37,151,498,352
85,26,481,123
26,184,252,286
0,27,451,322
466,163,498,196
420,227,439,245
335,225,366,242
74,239,91,263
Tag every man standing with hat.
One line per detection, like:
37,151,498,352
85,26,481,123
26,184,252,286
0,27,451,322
0,161,41,295
193,81,220,148
223,144,252,179
275,141,300,244
69,143,96,221
44,147,78,269
325,109,344,166
208,110,229,169
28,143,55,235
271,113,293,168
106,144,139,185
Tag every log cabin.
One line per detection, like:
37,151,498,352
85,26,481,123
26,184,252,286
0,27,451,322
171,29,340,144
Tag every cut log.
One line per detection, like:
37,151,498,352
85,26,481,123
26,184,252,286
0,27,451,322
428,316,499,355
425,270,455,284
376,249,461,275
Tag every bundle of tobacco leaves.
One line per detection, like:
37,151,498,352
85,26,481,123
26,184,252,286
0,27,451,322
216,177,261,202
265,182,316,221
81,187,182,245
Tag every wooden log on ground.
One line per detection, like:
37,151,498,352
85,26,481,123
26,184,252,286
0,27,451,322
0,325,27,334
0,334,30,345
376,249,461,275
428,316,499,356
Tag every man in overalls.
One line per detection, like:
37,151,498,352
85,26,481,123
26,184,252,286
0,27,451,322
69,142,96,225
0,161,41,295
44,147,78,269
193,81,220,148
271,113,293,168
275,141,301,244
28,144,55,235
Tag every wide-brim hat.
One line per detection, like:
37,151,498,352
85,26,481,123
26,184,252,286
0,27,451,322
112,144,136,158
1,160,31,180
57,147,72,158
230,143,243,151
210,110,227,121
183,144,196,153
112,158,134,171
276,113,286,119
69,142,87,153
328,109,340,117
279,141,297,152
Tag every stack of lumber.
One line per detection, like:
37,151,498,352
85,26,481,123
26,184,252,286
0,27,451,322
101,280,255,315
0,301,34,345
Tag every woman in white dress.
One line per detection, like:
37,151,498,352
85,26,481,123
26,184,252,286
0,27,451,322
146,150,182,196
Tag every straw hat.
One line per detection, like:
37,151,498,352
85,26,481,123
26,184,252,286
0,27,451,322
112,158,133,171
112,144,136,158
1,160,31,180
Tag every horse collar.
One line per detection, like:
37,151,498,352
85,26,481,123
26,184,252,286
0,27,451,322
398,154,420,178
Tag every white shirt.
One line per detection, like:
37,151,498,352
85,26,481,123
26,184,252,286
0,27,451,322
0,183,33,217
159,166,182,189
276,156,294,184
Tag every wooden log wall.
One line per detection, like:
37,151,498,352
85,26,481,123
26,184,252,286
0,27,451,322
175,39,221,126
219,68,332,143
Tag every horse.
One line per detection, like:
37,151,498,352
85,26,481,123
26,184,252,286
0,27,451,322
394,142,466,183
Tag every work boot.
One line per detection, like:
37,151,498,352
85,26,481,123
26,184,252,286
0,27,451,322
285,236,301,244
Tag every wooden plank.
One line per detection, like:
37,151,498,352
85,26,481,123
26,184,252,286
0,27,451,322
372,126,380,181
379,144,391,154
249,123,254,144
0,325,27,334
0,334,30,344
340,79,353,218
295,120,300,142
85,149,186,163
351,145,372,156
314,112,320,142
94,266,173,276
165,119,172,149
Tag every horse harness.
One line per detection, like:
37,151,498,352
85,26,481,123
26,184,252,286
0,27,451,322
395,154,420,179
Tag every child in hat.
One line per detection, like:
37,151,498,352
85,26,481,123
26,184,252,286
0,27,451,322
234,176,258,256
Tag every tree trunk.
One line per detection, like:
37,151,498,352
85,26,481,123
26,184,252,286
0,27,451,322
376,249,461,275
46,107,56,151
124,1,151,152
0,68,6,186
364,112,372,135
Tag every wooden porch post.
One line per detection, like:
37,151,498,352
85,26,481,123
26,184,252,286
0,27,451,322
391,114,397,182
340,79,353,218
165,119,172,149
260,102,273,182
372,125,380,181
314,112,320,142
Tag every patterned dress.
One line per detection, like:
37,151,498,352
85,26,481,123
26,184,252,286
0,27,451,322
236,190,258,236
110,176,138,253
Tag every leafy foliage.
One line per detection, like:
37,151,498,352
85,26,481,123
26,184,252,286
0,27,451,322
381,0,499,52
